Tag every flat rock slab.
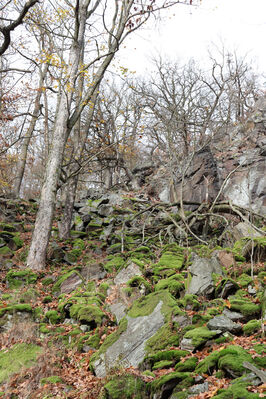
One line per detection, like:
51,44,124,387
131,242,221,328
207,315,242,334
60,273,83,294
114,262,142,285
222,308,245,322
186,255,223,296
93,301,165,377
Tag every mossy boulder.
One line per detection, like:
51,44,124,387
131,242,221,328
45,310,62,324
0,343,42,383
91,291,178,377
104,255,126,273
228,298,261,318
52,270,84,294
154,248,184,277
144,349,188,370
196,345,254,378
6,269,38,289
102,374,146,399
174,357,198,373
237,273,253,288
183,326,221,349
0,303,32,317
149,372,191,396
179,294,201,311
243,319,261,335
155,274,184,298
70,303,105,326
127,276,152,294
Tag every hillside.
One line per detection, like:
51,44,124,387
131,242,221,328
0,191,265,399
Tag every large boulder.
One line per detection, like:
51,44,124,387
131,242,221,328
186,254,223,297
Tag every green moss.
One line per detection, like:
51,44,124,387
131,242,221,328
212,383,260,398
6,269,38,289
69,304,105,325
127,276,152,293
153,359,173,370
147,350,188,364
257,271,266,286
0,246,13,256
237,273,253,288
43,296,52,303
39,323,51,334
40,375,63,385
179,294,201,311
52,270,84,293
98,282,109,296
175,357,198,372
155,275,184,297
0,343,42,383
104,255,125,273
0,303,32,317
130,258,145,268
102,374,145,399
228,298,261,317
184,326,220,348
19,288,38,303
127,291,177,319
78,333,100,351
196,350,220,374
90,318,128,369
149,372,190,393
157,250,184,270
145,324,180,355
253,343,265,355
10,234,24,249
42,277,54,286
217,346,253,376
0,222,16,231
45,310,61,324
243,319,261,335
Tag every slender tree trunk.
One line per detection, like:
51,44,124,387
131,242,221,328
58,173,79,239
26,2,88,270
12,64,48,198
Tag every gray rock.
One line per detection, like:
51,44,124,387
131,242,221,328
80,324,89,332
207,315,242,334
172,314,192,328
109,302,127,323
180,338,195,351
232,222,262,240
189,382,209,394
97,204,114,217
186,254,223,297
81,264,106,281
60,272,83,294
222,308,245,322
114,262,142,285
93,301,164,377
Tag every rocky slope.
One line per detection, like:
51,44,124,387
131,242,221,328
0,193,265,399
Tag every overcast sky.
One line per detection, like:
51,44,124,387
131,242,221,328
117,0,266,77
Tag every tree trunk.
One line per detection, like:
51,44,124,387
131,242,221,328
26,2,88,270
58,174,78,239
12,64,48,198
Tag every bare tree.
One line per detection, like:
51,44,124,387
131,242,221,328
27,0,187,270
0,0,39,56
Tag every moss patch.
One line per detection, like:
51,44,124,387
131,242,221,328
184,326,220,348
0,343,42,383
6,269,38,289
102,374,146,399
243,319,261,335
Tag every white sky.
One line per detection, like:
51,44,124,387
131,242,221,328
117,0,266,77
